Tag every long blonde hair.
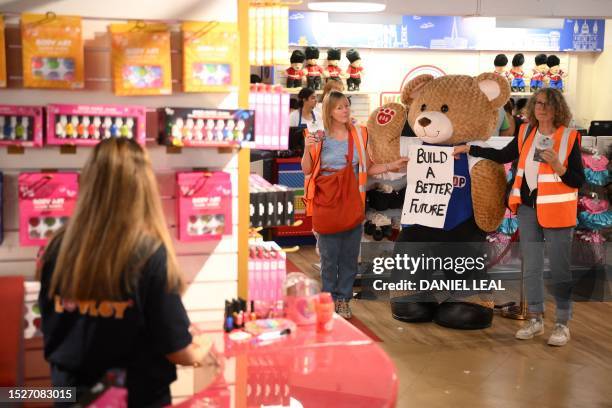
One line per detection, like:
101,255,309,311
43,138,183,300
322,91,350,131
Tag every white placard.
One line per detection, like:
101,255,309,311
401,145,454,228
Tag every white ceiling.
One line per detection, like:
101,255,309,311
294,0,612,18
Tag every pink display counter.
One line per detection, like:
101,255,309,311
174,315,398,408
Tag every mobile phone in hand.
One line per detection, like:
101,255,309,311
533,135,553,163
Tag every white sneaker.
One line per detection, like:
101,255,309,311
547,323,570,346
515,318,544,340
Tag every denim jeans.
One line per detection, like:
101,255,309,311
318,224,362,301
518,205,574,323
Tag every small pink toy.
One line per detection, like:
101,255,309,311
19,172,79,246
176,171,232,242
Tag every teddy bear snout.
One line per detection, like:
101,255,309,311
418,117,432,127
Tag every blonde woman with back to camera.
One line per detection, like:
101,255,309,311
302,91,407,319
38,138,221,406
454,88,584,346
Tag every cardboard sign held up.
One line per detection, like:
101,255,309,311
401,145,454,228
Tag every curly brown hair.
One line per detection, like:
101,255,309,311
525,88,572,128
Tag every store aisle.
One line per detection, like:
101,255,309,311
288,247,612,408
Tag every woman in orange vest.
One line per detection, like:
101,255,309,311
454,89,584,346
302,91,407,319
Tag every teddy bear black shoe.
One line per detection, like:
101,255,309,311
391,292,439,323
434,300,494,330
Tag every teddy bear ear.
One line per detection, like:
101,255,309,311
475,72,510,109
401,74,434,106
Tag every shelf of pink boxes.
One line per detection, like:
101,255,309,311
158,89,291,151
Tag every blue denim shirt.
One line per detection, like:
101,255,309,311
320,135,359,176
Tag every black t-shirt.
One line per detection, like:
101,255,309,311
39,243,192,407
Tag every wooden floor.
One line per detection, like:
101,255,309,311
288,247,612,408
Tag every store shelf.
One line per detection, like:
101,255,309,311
511,91,572,97
283,87,375,96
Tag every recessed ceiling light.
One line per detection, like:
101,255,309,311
308,1,387,13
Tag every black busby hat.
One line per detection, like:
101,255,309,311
290,50,305,64
494,54,508,67
535,53,548,66
547,55,560,68
346,49,361,63
304,46,320,60
327,48,341,61
512,53,524,67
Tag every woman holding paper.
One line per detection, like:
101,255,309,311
37,138,221,406
454,88,584,346
302,91,407,319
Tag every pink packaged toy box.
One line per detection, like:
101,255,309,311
46,104,146,146
0,105,44,147
18,172,79,247
177,171,232,242
159,107,254,148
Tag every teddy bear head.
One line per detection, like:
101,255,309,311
401,73,510,145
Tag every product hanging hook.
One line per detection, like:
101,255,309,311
186,21,220,42
19,175,53,198
129,20,147,32
32,11,57,26
184,172,212,196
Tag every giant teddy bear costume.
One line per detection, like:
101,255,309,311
368,73,509,330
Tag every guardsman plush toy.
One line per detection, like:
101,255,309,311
493,54,511,82
546,55,566,91
530,54,548,91
304,46,324,90
510,53,526,92
346,49,363,91
286,50,306,88
325,48,343,83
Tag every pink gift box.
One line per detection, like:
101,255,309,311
18,172,79,247
46,104,146,146
176,171,232,242
0,105,44,147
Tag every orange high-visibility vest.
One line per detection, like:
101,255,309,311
508,124,580,228
303,125,368,217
